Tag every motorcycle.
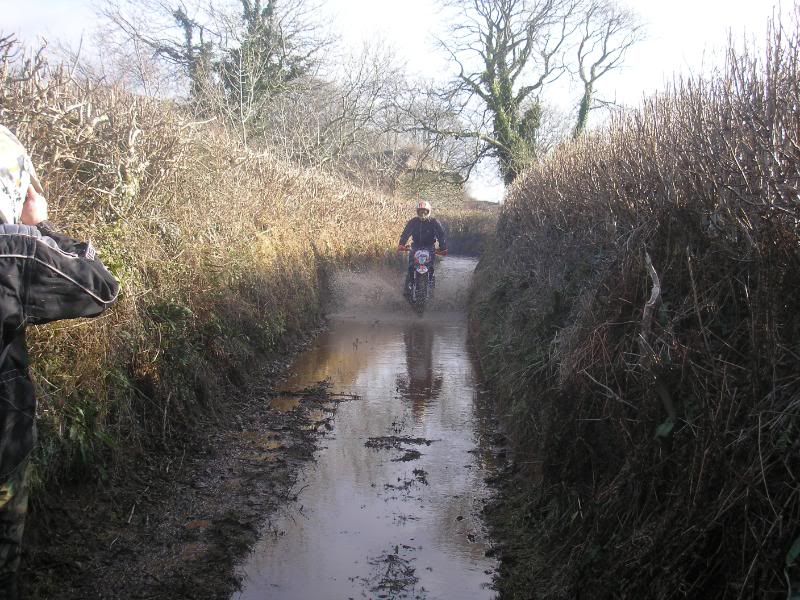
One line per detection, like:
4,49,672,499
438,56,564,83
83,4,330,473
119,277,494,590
399,246,447,314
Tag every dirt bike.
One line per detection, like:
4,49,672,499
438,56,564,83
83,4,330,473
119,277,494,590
399,246,447,315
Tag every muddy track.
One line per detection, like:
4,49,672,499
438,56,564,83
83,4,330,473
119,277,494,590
23,258,504,600
22,372,349,600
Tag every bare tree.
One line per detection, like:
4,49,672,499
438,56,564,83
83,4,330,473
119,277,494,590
432,0,578,183
572,0,642,137
391,79,486,177
99,0,330,105
204,0,333,146
405,0,642,185
100,0,218,97
257,42,408,170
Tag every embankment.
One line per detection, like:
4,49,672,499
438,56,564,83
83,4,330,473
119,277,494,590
2,42,409,490
471,21,800,599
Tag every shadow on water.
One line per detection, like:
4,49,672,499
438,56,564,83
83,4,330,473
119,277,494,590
232,257,499,600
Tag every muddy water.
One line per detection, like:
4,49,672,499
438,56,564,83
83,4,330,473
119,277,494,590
232,257,498,600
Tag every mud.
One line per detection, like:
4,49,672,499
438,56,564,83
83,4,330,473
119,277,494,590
365,436,436,449
22,378,349,599
367,435,432,463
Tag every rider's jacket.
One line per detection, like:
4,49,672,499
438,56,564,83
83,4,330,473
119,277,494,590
0,223,119,479
399,217,447,250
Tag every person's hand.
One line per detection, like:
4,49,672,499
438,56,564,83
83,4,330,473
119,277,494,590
437,249,448,256
21,185,48,225
397,244,409,253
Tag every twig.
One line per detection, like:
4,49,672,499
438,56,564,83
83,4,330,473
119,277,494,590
580,369,635,409
639,251,677,421
686,246,712,355
757,413,779,519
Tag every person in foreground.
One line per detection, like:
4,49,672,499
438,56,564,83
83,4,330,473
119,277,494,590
397,200,448,297
0,125,120,599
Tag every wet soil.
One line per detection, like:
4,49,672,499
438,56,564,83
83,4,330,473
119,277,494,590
22,376,350,600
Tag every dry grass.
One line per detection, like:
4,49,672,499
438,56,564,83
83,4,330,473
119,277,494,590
1,35,410,484
472,14,800,600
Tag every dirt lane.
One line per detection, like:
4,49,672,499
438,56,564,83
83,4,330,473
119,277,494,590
233,258,501,600
22,259,503,600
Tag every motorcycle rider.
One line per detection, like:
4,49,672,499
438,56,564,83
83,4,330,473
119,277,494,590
397,200,447,297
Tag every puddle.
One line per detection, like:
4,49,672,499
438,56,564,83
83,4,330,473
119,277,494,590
233,257,498,599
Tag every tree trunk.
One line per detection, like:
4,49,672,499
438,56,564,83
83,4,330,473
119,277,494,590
574,83,593,138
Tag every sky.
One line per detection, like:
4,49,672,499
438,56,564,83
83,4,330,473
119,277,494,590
1,0,786,201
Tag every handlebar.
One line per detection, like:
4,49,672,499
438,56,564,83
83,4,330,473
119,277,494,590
396,245,447,257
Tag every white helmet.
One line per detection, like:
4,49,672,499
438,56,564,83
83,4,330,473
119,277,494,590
416,200,432,220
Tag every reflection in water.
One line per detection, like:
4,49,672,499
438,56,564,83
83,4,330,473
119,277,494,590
396,323,443,419
233,257,497,600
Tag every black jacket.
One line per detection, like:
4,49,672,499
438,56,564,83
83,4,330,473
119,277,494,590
399,217,447,251
0,223,119,479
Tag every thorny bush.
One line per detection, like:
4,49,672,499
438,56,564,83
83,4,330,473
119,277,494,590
0,33,409,486
472,14,800,600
